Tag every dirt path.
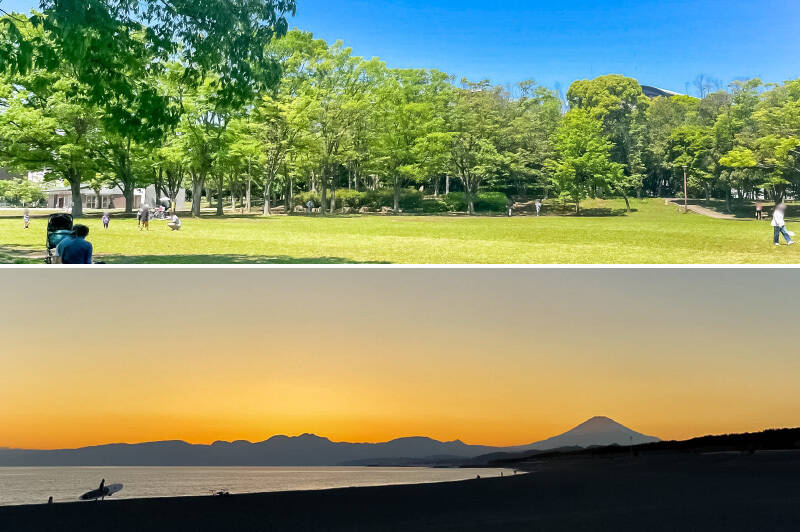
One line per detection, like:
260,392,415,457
668,200,738,220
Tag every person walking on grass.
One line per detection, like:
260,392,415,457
102,211,110,230
23,209,30,229
772,202,794,246
535,199,542,216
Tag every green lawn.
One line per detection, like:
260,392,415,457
1,199,798,264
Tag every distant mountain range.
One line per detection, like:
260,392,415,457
0,416,659,466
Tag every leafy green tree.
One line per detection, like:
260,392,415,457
0,19,99,216
567,75,649,202
503,81,563,198
668,125,715,199
0,177,45,206
445,80,506,214
547,109,623,212
373,68,452,211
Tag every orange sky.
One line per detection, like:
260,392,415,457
2,268,798,450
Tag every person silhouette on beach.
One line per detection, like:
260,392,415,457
98,479,105,493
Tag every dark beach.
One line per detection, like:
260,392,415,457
2,452,799,531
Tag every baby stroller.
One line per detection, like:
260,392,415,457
46,213,74,264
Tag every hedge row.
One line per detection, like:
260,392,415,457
293,189,423,210
293,189,508,213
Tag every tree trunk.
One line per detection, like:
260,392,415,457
263,180,272,216
393,176,400,212
330,181,337,213
623,194,631,212
216,179,224,216
123,186,134,214
465,186,474,215
191,176,204,217
434,177,439,198
321,167,328,216
69,176,84,217
246,175,252,213
445,175,450,195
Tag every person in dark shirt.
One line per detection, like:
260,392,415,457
59,224,93,264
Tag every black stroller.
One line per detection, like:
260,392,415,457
45,213,74,264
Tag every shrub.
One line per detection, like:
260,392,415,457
475,191,509,213
293,191,321,208
421,198,449,213
364,188,424,210
439,191,508,212
333,189,367,209
440,192,467,212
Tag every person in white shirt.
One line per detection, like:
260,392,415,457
535,199,542,216
168,213,181,231
772,202,794,246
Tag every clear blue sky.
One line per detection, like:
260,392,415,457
4,0,800,94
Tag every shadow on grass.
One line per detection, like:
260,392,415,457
99,253,392,265
539,207,636,217
0,245,45,264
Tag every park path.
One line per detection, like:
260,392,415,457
668,200,738,220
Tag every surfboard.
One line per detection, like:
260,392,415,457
79,483,123,500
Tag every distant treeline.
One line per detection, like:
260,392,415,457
2,3,800,217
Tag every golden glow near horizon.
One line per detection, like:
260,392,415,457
2,269,799,450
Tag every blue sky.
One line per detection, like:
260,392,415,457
4,0,800,94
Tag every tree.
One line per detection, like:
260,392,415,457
503,81,563,198
668,125,715,200
547,109,623,212
0,19,98,216
446,80,506,214
373,68,451,211
304,39,381,215
643,95,698,196
0,177,45,206
567,75,649,203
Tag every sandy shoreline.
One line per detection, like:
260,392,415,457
2,453,799,531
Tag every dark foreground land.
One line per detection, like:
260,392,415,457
2,452,800,531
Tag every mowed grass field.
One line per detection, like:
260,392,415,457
1,199,798,264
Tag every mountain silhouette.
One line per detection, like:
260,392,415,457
0,417,659,466
521,416,660,450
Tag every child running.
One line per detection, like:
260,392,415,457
23,209,30,229
102,211,110,230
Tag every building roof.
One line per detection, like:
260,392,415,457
640,85,682,99
46,184,125,195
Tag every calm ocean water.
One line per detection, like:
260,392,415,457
0,466,510,506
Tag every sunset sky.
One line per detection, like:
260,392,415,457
2,268,798,450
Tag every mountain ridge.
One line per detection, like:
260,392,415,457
0,416,660,466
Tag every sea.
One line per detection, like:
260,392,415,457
0,466,511,506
